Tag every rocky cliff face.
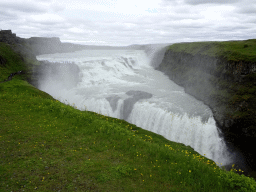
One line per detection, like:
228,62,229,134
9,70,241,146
0,30,24,45
157,48,256,174
0,30,87,57
27,37,62,55
27,37,87,56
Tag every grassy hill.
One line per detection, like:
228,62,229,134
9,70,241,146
168,39,256,62
1,42,256,191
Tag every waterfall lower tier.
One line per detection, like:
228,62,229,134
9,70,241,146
128,102,231,166
66,96,233,167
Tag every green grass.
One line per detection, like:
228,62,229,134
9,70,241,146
0,42,28,79
0,42,39,83
1,43,256,191
168,39,256,62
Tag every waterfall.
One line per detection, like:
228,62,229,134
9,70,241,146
36,46,241,168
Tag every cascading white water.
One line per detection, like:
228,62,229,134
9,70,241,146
36,47,235,167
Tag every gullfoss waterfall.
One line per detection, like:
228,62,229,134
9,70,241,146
36,47,241,170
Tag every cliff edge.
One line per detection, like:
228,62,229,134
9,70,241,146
0,30,86,57
156,40,256,173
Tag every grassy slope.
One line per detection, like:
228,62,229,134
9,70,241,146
168,39,256,62
1,43,256,191
0,43,28,80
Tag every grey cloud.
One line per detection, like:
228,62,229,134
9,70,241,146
36,0,52,2
51,3,66,12
94,12,209,41
0,10,18,20
216,26,250,32
159,0,181,7
0,1,47,13
235,5,256,14
28,20,63,26
246,17,256,24
154,18,211,31
184,0,240,5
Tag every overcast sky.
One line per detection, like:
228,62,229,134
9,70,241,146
0,0,256,46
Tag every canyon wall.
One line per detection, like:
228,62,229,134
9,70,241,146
156,41,256,173
27,37,86,55
0,30,86,57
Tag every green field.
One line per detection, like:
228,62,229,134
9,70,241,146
168,39,256,62
1,42,256,191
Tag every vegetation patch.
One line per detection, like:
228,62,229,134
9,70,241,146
168,39,256,62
